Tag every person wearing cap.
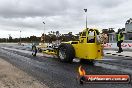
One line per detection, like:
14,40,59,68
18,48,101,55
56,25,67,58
116,31,124,53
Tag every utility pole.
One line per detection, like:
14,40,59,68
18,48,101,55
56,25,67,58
84,9,87,29
8,34,11,42
43,22,45,43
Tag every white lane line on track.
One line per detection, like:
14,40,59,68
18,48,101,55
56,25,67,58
1,47,80,63
2,47,131,62
2,47,132,74
104,50,132,58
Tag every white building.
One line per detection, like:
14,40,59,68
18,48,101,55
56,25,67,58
125,18,132,32
108,18,132,43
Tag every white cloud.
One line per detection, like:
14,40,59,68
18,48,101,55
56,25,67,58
0,0,131,38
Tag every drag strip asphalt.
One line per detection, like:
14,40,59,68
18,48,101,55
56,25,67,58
0,45,132,88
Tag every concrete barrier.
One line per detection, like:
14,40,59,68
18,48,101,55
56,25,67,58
104,43,132,50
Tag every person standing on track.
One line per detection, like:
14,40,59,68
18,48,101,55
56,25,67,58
116,31,124,53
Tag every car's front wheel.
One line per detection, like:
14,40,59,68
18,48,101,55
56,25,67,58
32,45,37,56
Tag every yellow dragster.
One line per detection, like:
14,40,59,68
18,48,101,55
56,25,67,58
32,28,103,63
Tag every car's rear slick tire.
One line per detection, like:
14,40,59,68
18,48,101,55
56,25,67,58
57,43,75,63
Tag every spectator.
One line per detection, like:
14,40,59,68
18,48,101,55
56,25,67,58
116,31,124,53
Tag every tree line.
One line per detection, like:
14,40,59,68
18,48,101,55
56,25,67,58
0,31,79,43
1,28,125,43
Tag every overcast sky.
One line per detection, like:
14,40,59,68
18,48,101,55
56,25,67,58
0,0,131,38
